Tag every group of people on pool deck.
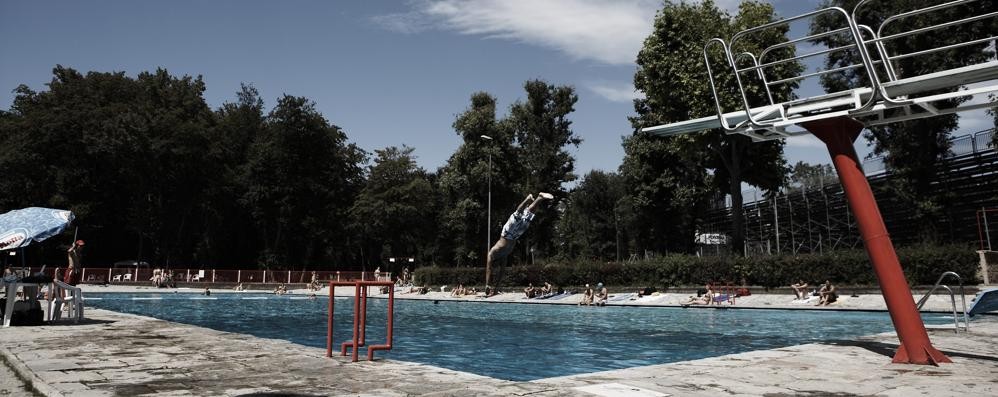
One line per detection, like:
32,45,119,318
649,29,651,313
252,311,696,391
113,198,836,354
450,284,478,296
791,279,838,306
578,283,608,306
523,282,555,298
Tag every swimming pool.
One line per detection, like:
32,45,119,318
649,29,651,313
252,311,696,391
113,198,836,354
85,293,946,381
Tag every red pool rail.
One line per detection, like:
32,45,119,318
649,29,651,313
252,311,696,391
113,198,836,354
326,280,395,362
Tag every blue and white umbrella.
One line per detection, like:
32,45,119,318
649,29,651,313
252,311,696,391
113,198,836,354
0,207,75,251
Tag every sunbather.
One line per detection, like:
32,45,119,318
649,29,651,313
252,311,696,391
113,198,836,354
579,284,594,306
594,283,608,306
682,295,710,305
817,280,838,306
791,279,809,300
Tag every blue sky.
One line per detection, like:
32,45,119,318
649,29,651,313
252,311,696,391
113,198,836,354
1,0,992,178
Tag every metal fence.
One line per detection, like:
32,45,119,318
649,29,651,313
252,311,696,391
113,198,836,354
8,267,394,286
701,129,998,255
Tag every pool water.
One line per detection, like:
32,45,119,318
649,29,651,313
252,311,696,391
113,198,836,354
86,293,947,381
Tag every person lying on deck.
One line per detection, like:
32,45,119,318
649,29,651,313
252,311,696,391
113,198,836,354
682,295,710,305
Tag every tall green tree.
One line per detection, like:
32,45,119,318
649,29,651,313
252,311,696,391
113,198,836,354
241,95,366,269
631,1,799,255
198,84,267,267
811,0,998,239
505,80,581,258
0,66,217,266
436,92,514,267
349,146,437,267
618,134,709,254
556,170,627,260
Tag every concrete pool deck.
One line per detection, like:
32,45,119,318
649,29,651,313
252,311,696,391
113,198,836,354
72,283,985,313
2,286,996,396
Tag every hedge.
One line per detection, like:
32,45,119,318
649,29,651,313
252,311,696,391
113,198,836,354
412,244,980,288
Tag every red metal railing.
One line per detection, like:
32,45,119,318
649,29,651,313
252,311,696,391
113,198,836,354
6,267,393,285
708,282,737,305
325,280,395,362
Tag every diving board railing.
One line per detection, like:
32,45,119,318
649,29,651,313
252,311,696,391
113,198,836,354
645,0,998,141
916,271,970,333
638,0,998,365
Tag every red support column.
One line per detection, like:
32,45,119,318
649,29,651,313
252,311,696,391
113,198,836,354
802,117,950,365
326,282,334,357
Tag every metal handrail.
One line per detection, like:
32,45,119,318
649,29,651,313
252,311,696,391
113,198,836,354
915,271,969,332
703,7,885,133
855,0,997,103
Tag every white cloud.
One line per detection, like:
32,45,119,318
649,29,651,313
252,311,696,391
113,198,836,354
372,0,659,65
585,81,644,102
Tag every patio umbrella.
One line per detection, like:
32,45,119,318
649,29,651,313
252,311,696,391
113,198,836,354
0,207,75,251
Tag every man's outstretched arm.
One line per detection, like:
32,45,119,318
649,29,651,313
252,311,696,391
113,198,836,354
515,194,534,212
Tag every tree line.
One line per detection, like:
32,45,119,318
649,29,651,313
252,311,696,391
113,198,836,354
1,1,994,273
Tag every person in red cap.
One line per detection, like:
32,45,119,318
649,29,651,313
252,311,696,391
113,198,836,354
65,239,84,286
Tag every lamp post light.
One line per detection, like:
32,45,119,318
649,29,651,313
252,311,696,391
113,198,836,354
481,134,493,285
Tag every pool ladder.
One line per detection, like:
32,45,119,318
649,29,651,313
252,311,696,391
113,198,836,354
326,280,396,362
915,271,969,333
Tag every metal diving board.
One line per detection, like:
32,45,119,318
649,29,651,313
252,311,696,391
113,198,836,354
641,0,998,141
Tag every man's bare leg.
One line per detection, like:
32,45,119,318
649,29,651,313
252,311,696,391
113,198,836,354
485,238,514,293
527,192,553,213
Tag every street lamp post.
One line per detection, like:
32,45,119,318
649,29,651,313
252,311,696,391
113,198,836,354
481,135,493,287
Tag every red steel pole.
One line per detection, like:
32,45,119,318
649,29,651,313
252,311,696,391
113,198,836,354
359,283,367,348
326,282,335,357
803,117,950,365
351,283,360,362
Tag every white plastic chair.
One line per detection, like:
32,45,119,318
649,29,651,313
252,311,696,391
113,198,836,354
123,273,132,282
112,274,122,282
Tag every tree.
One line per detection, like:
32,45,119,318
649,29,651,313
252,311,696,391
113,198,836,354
198,84,267,267
505,80,582,258
631,1,799,255
811,0,998,239
241,95,366,269
349,146,437,267
0,66,217,266
618,133,709,254
556,170,627,260
787,161,837,192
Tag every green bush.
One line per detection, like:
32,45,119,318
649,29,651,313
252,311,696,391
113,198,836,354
412,244,981,288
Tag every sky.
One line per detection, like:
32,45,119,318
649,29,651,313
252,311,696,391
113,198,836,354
1,0,993,179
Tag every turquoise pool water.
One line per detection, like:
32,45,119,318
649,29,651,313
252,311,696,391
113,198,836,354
86,293,945,381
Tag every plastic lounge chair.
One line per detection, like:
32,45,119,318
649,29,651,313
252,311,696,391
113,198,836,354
112,274,122,282
123,273,132,282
